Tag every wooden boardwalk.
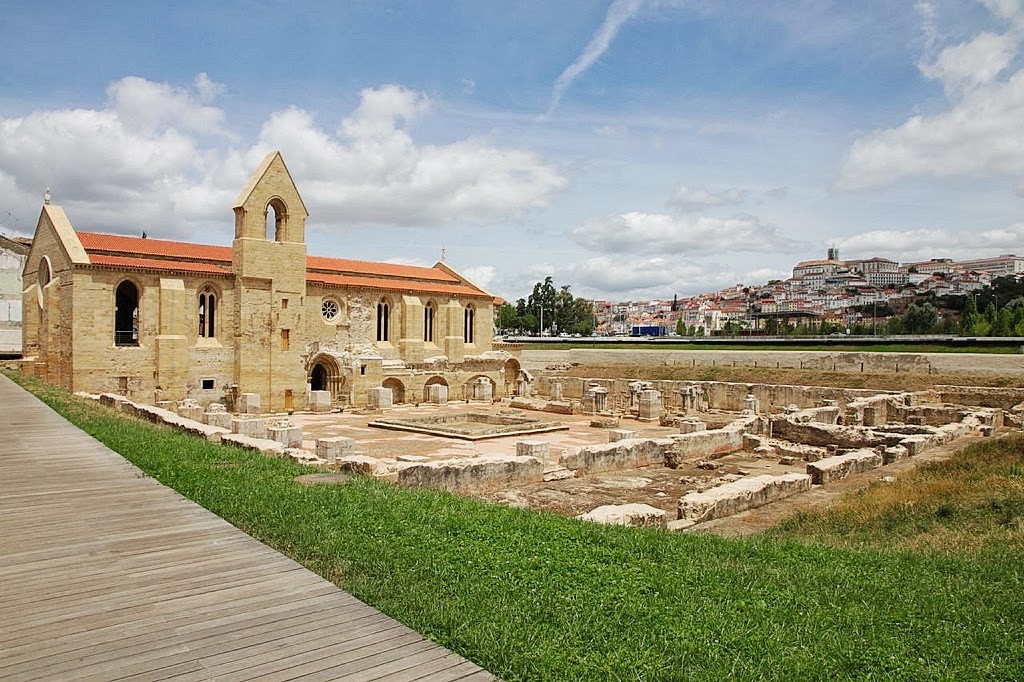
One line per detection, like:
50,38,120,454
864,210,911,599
0,375,496,681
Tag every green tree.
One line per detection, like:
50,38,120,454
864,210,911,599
903,303,938,334
676,319,686,336
960,295,979,336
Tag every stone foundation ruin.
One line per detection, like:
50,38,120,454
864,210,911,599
79,360,1023,534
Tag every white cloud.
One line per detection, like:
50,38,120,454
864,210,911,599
666,185,749,212
0,78,565,237
835,223,1024,260
918,31,1018,94
530,256,786,300
258,87,566,227
571,211,804,255
548,0,645,114
837,3,1024,190
461,265,497,292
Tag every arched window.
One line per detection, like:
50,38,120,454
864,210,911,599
265,198,286,242
464,305,475,344
423,302,435,343
376,300,390,342
114,280,139,346
198,290,217,338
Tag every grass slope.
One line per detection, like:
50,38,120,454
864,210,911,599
10,372,1023,681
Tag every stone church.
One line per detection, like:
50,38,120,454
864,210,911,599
21,151,520,412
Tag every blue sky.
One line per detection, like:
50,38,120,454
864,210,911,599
2,0,1023,302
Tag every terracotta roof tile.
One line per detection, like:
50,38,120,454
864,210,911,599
306,255,458,283
308,272,488,298
88,254,232,275
76,230,490,297
78,232,232,262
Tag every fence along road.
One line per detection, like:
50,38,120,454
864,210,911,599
0,373,495,682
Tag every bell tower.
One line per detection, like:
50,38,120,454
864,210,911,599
231,151,309,412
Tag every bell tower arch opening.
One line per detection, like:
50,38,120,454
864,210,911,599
265,197,288,242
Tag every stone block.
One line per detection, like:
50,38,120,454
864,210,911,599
205,411,233,429
637,389,662,422
679,419,706,434
268,424,303,448
309,390,332,413
220,433,284,456
317,436,355,463
231,417,266,439
608,429,638,442
472,378,493,401
676,473,811,525
396,455,544,492
578,504,667,529
427,384,448,405
516,440,550,461
550,382,563,401
367,387,393,410
806,449,883,485
238,392,261,415
882,445,909,464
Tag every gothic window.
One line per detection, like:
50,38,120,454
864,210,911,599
376,300,390,342
423,302,435,343
114,280,139,346
464,305,475,344
198,289,217,338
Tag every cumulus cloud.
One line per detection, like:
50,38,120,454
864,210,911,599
548,0,645,114
258,86,566,227
837,3,1024,190
520,256,784,300
666,185,749,212
0,77,565,237
571,211,805,255
835,223,1024,260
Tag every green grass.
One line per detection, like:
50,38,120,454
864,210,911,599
9,371,1024,681
771,434,1024,555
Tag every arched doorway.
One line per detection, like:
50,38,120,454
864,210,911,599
382,378,406,404
307,353,345,403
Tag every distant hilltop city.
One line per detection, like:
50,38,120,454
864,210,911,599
592,250,1024,337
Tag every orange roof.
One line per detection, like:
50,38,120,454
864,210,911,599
308,272,489,298
88,254,232,276
307,255,458,283
75,230,489,296
79,232,232,262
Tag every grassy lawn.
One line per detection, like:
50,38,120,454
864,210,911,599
9,371,1024,681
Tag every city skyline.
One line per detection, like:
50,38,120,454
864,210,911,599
1,1,1023,303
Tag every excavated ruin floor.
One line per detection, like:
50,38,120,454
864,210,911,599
288,400,984,532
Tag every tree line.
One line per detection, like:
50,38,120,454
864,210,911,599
496,277,594,336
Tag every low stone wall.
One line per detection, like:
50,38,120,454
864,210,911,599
675,473,812,526
936,386,1024,410
533,375,890,413
663,428,745,468
560,437,674,475
770,418,891,449
578,504,668,529
806,449,883,485
396,455,544,492
99,393,229,442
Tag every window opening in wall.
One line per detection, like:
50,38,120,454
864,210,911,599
321,297,340,322
281,329,290,351
114,280,140,346
282,298,288,309
464,306,475,344
118,376,129,393
360,364,366,376
376,301,390,341
266,199,286,241
201,378,215,390
423,302,434,343
38,257,51,288
198,290,216,338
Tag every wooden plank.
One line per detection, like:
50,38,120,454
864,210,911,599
0,374,497,682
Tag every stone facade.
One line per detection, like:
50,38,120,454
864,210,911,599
21,152,519,410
